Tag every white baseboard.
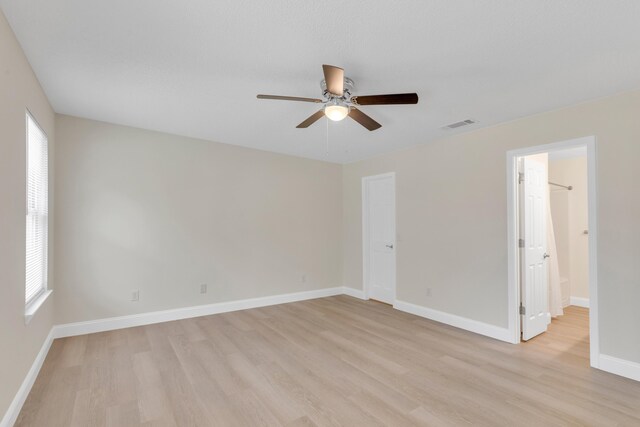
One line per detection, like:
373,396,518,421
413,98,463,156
570,296,590,308
0,329,55,427
393,300,513,343
2,287,346,426
599,354,640,382
340,286,366,300
4,288,637,426
53,287,344,338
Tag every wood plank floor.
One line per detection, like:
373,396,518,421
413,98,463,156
16,297,640,426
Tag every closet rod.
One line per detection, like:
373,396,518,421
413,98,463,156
549,181,572,190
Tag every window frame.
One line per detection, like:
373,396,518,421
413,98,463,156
24,110,51,322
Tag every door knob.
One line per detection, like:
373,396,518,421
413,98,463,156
386,244,394,249
543,253,550,259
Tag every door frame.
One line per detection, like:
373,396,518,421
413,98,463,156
506,136,599,367
362,172,397,302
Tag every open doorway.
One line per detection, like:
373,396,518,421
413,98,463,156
507,137,599,368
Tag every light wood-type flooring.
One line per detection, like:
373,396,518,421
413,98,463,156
15,296,640,426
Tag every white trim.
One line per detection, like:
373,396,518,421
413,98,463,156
52,287,344,338
362,172,396,303
0,329,55,427
506,150,520,344
569,296,590,308
393,300,512,343
599,355,640,382
4,286,639,425
341,286,366,300
506,136,600,368
24,289,52,325
3,287,345,425
586,137,599,367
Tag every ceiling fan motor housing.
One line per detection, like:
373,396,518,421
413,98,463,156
320,76,354,101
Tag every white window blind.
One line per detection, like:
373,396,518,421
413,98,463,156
26,113,48,305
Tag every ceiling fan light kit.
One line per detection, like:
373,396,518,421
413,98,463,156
257,64,418,131
324,99,349,121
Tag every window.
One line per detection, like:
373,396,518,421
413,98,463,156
25,112,48,306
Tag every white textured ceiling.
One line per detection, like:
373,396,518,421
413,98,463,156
2,1,640,163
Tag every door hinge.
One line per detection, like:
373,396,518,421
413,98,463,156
518,238,525,248
519,304,526,315
518,172,524,184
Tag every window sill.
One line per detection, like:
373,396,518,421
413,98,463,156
25,290,52,325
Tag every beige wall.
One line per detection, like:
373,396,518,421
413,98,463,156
343,90,640,363
549,157,589,301
0,10,56,420
54,115,343,324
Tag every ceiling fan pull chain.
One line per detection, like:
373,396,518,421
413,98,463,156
326,117,329,156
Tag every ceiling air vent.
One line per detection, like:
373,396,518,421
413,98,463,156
442,119,477,130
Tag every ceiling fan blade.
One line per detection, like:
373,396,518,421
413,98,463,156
348,107,381,131
352,93,419,106
296,110,325,128
322,64,344,96
257,94,323,103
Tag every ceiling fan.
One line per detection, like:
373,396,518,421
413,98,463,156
257,65,418,131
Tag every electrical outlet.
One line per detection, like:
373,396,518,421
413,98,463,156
200,283,207,294
131,290,139,302
426,288,432,297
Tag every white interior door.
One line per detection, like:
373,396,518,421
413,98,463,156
521,154,550,341
364,174,396,304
